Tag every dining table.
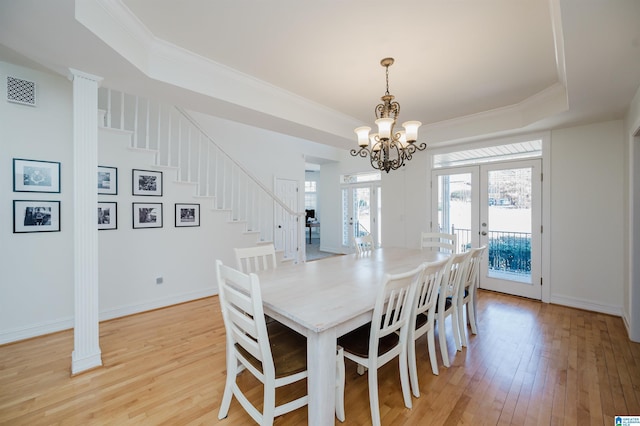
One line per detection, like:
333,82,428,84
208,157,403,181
256,247,449,426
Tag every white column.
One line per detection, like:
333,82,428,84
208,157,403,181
69,69,103,375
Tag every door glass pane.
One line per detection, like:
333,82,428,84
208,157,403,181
437,173,472,253
486,168,532,283
354,187,371,238
376,187,382,246
342,188,349,246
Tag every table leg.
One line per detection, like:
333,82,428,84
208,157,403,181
306,328,337,426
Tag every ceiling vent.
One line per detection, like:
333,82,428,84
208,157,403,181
7,76,36,106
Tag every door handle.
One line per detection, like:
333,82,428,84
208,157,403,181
481,231,487,236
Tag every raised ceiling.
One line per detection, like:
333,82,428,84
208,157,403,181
1,0,639,149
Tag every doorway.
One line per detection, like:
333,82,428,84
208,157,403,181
274,178,298,260
432,159,542,299
342,181,381,251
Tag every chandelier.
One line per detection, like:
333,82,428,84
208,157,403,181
351,58,426,173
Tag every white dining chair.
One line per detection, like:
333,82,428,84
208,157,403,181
354,234,375,255
436,251,471,367
457,245,487,347
234,244,277,273
408,258,449,395
420,232,457,254
216,260,344,424
336,264,424,426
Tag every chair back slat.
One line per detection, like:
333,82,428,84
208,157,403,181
216,260,273,368
354,234,375,255
420,232,457,254
441,252,472,301
462,245,486,293
414,258,449,317
371,266,423,345
235,244,277,274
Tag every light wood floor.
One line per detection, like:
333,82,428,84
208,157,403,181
1,290,639,425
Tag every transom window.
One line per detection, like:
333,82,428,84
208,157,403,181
433,140,542,168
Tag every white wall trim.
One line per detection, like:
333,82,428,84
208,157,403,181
0,318,74,346
98,288,217,322
76,0,361,140
550,294,622,317
0,289,218,345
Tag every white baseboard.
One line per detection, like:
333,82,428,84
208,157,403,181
0,289,218,345
98,289,217,322
550,293,622,317
318,244,346,255
72,349,103,375
0,317,74,345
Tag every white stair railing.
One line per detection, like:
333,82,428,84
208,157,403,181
98,88,305,262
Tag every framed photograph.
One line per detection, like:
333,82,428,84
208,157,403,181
13,158,60,193
98,166,118,195
132,169,162,196
98,202,117,230
133,202,163,229
13,200,61,233
175,203,200,227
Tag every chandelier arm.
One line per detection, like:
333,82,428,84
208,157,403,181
350,147,371,158
390,101,400,119
386,139,403,171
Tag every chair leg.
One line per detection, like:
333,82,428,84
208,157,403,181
218,355,237,420
438,317,450,367
263,381,276,426
398,349,413,409
469,294,478,335
452,308,462,351
427,329,439,376
367,365,382,426
336,347,345,422
408,337,420,398
458,304,468,347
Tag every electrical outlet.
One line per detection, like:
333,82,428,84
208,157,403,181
156,276,163,285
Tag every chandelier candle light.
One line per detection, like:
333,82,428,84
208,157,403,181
351,57,426,173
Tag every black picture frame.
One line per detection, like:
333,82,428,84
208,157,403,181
132,169,162,196
98,166,118,195
13,200,61,233
98,202,117,230
132,202,163,229
13,158,61,193
175,203,200,227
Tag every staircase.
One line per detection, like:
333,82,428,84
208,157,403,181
97,87,305,262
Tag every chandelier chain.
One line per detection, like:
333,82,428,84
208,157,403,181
385,64,390,96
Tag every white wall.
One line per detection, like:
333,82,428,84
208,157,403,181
0,61,348,344
381,154,431,249
96,129,258,320
382,120,627,316
625,85,640,341
0,59,632,344
549,121,625,314
0,62,75,341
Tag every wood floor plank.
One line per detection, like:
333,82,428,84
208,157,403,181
1,290,639,425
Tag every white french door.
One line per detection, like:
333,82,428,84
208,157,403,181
342,184,381,250
432,159,542,299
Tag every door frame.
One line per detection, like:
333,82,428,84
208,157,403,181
479,159,542,299
341,182,381,252
428,132,551,303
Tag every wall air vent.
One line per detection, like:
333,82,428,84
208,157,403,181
7,76,36,106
